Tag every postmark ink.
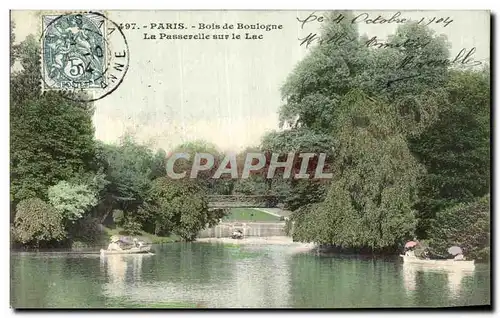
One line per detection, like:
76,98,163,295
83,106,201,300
40,11,130,102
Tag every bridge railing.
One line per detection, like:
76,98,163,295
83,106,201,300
207,195,285,208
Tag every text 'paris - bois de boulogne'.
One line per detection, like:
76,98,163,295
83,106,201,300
129,22,284,41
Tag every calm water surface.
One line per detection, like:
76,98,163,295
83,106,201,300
10,243,490,308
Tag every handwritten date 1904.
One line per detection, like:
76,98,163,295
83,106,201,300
297,11,454,29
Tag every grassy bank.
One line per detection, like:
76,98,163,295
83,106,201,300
223,208,281,221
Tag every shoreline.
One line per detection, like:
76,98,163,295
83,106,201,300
195,236,317,252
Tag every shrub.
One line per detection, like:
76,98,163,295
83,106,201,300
123,218,143,236
13,198,66,246
48,181,98,222
427,195,490,261
71,241,89,250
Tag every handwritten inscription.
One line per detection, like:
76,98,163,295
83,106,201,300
297,11,454,29
299,32,434,50
295,11,482,70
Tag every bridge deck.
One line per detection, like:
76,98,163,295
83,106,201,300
207,195,284,208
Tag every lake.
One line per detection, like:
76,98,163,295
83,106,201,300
10,243,491,308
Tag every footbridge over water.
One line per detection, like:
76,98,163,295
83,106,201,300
207,195,285,208
203,195,291,238
198,221,287,238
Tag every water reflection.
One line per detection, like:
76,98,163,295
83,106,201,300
10,245,490,308
101,254,150,299
230,246,291,307
97,245,293,307
401,262,474,300
447,270,473,298
402,262,418,293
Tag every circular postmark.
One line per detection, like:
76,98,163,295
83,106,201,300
40,11,130,102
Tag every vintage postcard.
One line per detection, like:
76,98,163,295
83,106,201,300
10,10,491,309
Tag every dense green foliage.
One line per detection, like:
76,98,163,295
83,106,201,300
10,12,490,257
291,91,422,249
10,34,96,206
264,11,490,256
138,177,216,241
10,27,225,248
48,181,98,222
427,195,490,260
409,69,490,237
13,198,66,246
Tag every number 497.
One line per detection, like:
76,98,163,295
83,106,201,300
118,23,137,30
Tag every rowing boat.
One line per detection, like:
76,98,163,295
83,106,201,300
100,245,152,255
400,255,475,270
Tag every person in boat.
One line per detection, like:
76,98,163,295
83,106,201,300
454,253,466,261
405,246,415,257
422,249,430,260
132,238,144,248
232,229,243,239
107,235,122,251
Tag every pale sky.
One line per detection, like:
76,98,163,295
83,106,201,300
11,10,490,152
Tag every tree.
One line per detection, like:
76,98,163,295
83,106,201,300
171,140,221,176
169,140,226,194
279,11,369,132
97,134,159,224
140,177,215,241
151,148,168,179
409,69,490,237
427,195,490,261
261,128,335,210
48,181,98,223
102,134,155,201
10,35,96,205
272,12,452,250
13,198,66,246
10,35,41,105
292,91,422,250
280,13,449,136
10,21,17,67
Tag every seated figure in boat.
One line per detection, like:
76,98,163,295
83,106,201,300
107,235,122,251
133,238,144,248
404,245,416,257
232,229,243,239
454,253,466,261
422,249,430,260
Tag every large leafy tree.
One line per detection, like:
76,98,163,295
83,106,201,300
138,177,221,241
292,91,421,249
10,35,96,205
277,12,452,250
97,135,168,224
260,128,335,210
170,140,231,194
280,13,449,134
102,134,156,202
409,68,490,237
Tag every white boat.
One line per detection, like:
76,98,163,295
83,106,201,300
400,255,475,270
100,245,152,255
